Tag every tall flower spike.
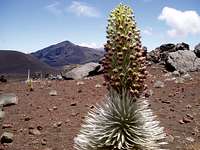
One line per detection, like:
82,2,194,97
102,4,147,98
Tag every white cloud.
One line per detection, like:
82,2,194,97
79,42,101,48
67,1,100,17
158,7,200,37
46,2,62,15
142,27,153,36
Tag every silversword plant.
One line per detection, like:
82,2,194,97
74,4,167,150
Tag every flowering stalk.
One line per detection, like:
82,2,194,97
101,4,147,98
26,69,34,91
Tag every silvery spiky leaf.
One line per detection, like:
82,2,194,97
74,89,167,150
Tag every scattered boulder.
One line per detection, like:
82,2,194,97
179,119,184,124
165,77,176,82
0,107,4,130
95,84,102,88
76,81,85,85
186,104,192,109
71,112,79,117
0,109,5,120
159,43,176,53
182,73,192,80
0,75,7,83
47,74,56,80
194,43,200,58
62,64,80,73
1,132,14,143
48,74,63,80
153,81,164,88
53,121,62,128
52,106,57,110
144,89,154,97
62,62,102,80
56,75,63,80
29,128,41,135
175,42,189,51
163,72,172,77
0,93,18,106
70,102,77,106
182,116,192,123
41,138,47,145
175,77,185,84
77,89,82,93
24,116,32,121
2,123,13,129
161,100,170,104
172,71,180,77
49,90,57,96
147,48,161,63
186,114,194,120
0,104,4,116
166,50,200,72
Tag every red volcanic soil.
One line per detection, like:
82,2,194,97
0,65,200,150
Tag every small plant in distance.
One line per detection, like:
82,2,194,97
26,69,34,91
74,4,167,150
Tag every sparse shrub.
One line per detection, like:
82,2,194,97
74,4,167,150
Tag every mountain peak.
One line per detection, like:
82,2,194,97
31,40,104,67
57,40,74,46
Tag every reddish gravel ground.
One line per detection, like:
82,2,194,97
0,65,200,150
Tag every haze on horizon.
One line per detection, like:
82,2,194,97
1,0,200,53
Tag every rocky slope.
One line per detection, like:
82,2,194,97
0,50,55,74
147,42,200,72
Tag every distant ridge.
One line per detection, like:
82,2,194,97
0,50,55,74
31,41,105,67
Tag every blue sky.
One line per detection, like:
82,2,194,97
1,0,200,53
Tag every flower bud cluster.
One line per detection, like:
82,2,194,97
101,4,148,97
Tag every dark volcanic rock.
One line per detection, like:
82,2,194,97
194,43,200,58
147,43,190,64
31,41,104,67
159,43,176,53
1,132,14,143
147,43,176,63
147,48,161,63
175,42,189,51
0,75,7,83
